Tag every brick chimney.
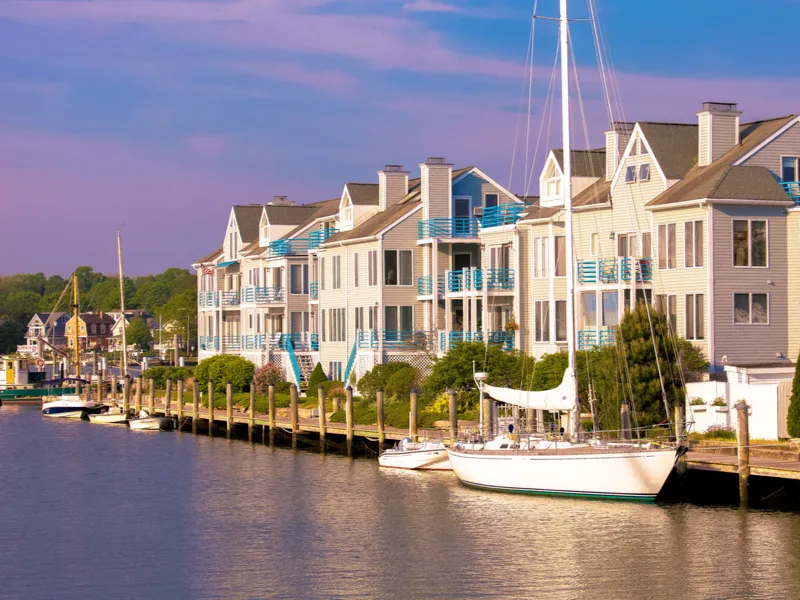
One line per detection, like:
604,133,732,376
269,195,295,206
378,165,409,212
605,122,634,181
697,102,742,167
420,157,453,221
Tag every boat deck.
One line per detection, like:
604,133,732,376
454,444,677,456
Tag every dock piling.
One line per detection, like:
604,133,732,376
165,379,172,416
318,385,327,444
123,377,130,413
249,383,256,441
447,389,458,443
226,381,233,438
97,374,104,405
135,377,142,413
410,388,418,441
345,386,354,453
332,394,341,413
268,384,276,445
675,402,685,441
621,400,632,440
192,380,199,433
376,388,385,446
176,379,184,421
111,376,117,401
207,381,214,436
148,379,155,414
736,401,750,507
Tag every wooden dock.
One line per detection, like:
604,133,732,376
686,452,800,481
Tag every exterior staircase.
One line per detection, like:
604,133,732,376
297,354,315,389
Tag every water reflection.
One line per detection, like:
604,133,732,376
1,406,799,599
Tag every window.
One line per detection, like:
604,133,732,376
685,294,704,340
385,306,413,333
782,157,799,182
581,293,597,328
355,307,363,331
328,362,342,381
248,314,253,330
327,308,346,341
590,233,600,256
291,311,309,333
640,139,649,155
320,257,326,291
658,223,676,269
630,137,639,156
617,233,637,257
290,264,309,295
485,193,499,208
683,221,704,268
544,164,561,199
656,294,677,333
534,301,549,342
384,250,412,286
733,220,767,267
555,300,567,342
734,293,769,324
639,164,650,182
641,232,652,258
533,236,548,278
331,256,341,290
354,253,359,288
321,310,326,342
554,236,566,276
602,291,619,327
91,324,97,334
368,306,377,330
368,250,378,286
625,165,636,183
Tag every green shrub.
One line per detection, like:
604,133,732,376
308,363,328,391
275,381,292,394
711,397,727,407
788,352,800,437
142,366,195,389
195,355,255,393
689,397,705,406
385,366,420,401
704,425,736,440
322,380,344,394
254,363,283,394
357,362,415,403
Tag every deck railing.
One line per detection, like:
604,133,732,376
578,328,616,350
485,268,514,290
268,237,310,257
418,218,480,239
198,291,219,307
488,330,515,351
308,228,339,249
199,336,220,351
221,291,240,307
240,287,284,304
446,269,484,292
309,282,319,300
357,329,434,351
780,181,800,203
577,258,652,284
481,204,524,228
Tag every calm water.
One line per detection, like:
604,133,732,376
2,405,800,600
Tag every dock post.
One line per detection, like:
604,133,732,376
410,388,419,441
148,379,155,414
620,400,632,440
675,402,685,441
226,381,233,438
123,377,130,413
192,380,199,433
268,384,276,445
736,401,750,507
376,388,385,446
176,379,184,422
248,383,256,442
526,408,535,434
207,381,214,436
165,379,172,416
482,392,492,439
448,389,458,444
135,377,142,413
97,374,104,405
332,394,341,413
290,384,299,448
111,376,117,401
345,386,354,454
318,385,327,446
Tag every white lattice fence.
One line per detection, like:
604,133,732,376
268,353,286,380
384,354,434,379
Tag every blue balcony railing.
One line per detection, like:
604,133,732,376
309,282,319,300
276,333,314,351
418,218,480,239
578,329,616,350
198,291,219,307
240,287,284,304
221,335,241,350
269,237,310,257
481,204,524,228
486,268,514,290
357,330,434,351
199,336,220,351
308,228,339,249
418,276,433,295
620,258,653,282
221,291,240,306
781,181,800,203
578,258,653,284
446,269,483,293
310,333,319,351
488,330,515,352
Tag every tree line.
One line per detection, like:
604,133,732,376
0,266,197,353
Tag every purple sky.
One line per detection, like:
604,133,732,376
2,0,800,276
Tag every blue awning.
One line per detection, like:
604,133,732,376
216,260,239,269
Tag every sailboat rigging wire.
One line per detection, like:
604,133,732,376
523,1,540,194
508,9,537,194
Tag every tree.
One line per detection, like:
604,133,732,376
423,342,522,399
159,289,197,351
133,280,172,311
357,362,416,403
0,291,41,323
195,355,255,393
0,321,25,353
75,266,106,294
787,352,800,437
126,317,153,351
254,363,284,394
308,362,328,391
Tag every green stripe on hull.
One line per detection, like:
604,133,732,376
460,481,658,503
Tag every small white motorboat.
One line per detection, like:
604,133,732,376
128,410,176,431
88,404,129,425
378,438,452,471
42,395,103,419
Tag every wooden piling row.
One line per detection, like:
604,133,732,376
736,401,750,507
376,388,385,446
135,377,142,413
208,381,214,436
410,388,418,441
192,380,199,433
226,382,233,437
318,385,327,443
447,389,458,442
148,379,155,414
123,377,130,413
165,379,173,416
176,379,184,420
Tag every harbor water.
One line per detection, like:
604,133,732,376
2,405,800,599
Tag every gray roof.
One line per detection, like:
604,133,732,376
553,149,606,178
263,204,318,226
195,247,223,265
647,115,796,207
283,198,341,239
638,122,699,180
232,205,264,243
346,183,379,206
573,179,612,208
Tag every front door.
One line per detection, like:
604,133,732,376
454,198,471,236
453,253,471,272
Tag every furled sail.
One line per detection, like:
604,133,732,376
483,367,576,411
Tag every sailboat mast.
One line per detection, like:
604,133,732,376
117,229,128,379
73,274,80,377
560,0,575,372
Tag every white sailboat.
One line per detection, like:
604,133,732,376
447,0,680,502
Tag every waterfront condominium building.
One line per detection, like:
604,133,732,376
194,100,800,385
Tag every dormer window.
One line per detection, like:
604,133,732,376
544,163,562,199
639,164,651,182
625,165,637,183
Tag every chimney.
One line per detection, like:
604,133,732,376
378,165,409,211
420,157,453,221
269,195,295,206
605,122,634,181
697,102,742,167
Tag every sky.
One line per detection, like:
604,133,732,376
2,0,800,276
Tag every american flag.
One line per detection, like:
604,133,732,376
202,265,214,276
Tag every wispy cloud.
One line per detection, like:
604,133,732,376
226,61,357,92
403,0,461,13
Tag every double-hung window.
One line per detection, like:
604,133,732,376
384,306,413,334
656,294,677,333
534,301,549,342
685,294,704,340
555,300,567,342
332,256,341,289
320,258,326,291
734,293,768,324
658,223,676,269
368,306,377,330
290,264,309,295
353,253,359,288
782,157,799,182
533,237,548,278
354,307,364,332
733,220,767,267
554,236,566,277
684,221,704,268
368,251,378,286
384,250,412,286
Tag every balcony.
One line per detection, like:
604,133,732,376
276,333,315,351
221,291,240,307
417,218,480,240
221,335,241,350
485,268,514,290
357,329,435,351
418,275,445,296
577,258,652,284
198,291,219,308
781,181,800,203
269,237,310,257
309,282,319,300
481,204,524,228
199,336,220,351
240,287,285,304
577,329,616,350
488,330,515,351
308,228,339,249
311,333,320,351
446,269,483,293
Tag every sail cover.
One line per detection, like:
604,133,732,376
483,367,577,411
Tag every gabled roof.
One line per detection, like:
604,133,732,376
345,183,379,206
263,204,318,226
77,313,116,326
573,179,612,208
552,149,606,178
195,247,223,265
232,205,264,243
647,116,796,207
283,197,341,239
638,122,698,180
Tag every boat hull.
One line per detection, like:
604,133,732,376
378,447,452,471
88,412,129,425
129,417,175,431
42,398,102,419
447,447,678,501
